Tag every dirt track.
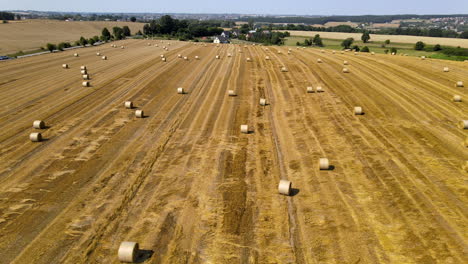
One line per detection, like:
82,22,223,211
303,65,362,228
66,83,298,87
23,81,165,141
0,40,467,264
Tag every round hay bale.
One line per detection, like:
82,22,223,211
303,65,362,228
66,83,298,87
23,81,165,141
160,54,165,58
459,120,468,129
215,55,220,59
277,50,282,54
354,106,363,115
227,53,232,57
453,95,462,102
177,87,184,94
240,125,249,134
332,51,336,54
162,58,166,62
456,81,464,87
307,86,315,93
265,56,270,60
124,101,133,109
121,46,124,49
278,180,292,195
82,74,89,80
281,67,288,72
62,64,68,69
155,44,158,47
321,49,325,53
148,43,151,46
135,110,144,118
421,56,426,60
80,66,87,70
259,98,267,106
195,56,199,60
246,58,251,62
340,51,344,54
342,68,350,73
371,52,375,55
33,120,45,129
317,59,323,63
343,61,349,65
183,56,188,60
81,70,87,75
96,52,101,56
82,81,89,87
354,52,358,55
102,56,107,60
178,54,182,58
316,86,324,93
74,53,79,57
118,241,139,263
238,49,243,53
319,158,330,170
29,132,42,142
228,90,236,96
391,52,395,55
443,67,449,72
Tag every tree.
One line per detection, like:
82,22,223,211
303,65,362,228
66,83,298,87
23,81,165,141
46,43,56,52
390,47,397,54
113,27,124,40
361,31,370,43
415,41,425,50
240,24,249,34
102,27,111,41
384,39,390,45
341,38,354,49
159,15,175,34
459,31,468,39
433,44,442,51
248,19,254,30
79,36,88,46
122,26,131,36
361,46,370,52
313,34,323,47
130,16,136,22
88,38,96,45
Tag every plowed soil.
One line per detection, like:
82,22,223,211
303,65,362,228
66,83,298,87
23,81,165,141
0,40,466,264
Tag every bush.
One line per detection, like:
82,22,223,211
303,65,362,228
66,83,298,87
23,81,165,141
384,39,390,45
433,44,442,51
361,46,370,52
341,38,354,49
352,45,360,52
415,41,425,50
390,47,397,54
46,43,56,52
384,49,389,54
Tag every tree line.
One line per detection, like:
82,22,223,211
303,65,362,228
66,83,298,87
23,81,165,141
0,12,15,20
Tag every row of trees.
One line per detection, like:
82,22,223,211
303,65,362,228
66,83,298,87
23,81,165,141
241,31,290,45
142,15,224,40
414,41,468,57
0,12,15,20
296,34,323,47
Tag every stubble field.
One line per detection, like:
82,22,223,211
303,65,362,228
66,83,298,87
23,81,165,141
0,39,467,263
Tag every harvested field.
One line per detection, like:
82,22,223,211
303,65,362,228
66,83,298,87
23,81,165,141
0,20,144,55
284,30,468,48
0,40,467,263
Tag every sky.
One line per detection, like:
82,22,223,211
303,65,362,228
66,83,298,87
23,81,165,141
1,0,467,15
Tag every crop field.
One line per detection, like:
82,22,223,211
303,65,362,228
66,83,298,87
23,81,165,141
284,30,468,48
0,20,144,55
0,40,467,263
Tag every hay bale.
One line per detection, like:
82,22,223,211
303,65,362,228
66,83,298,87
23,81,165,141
321,49,325,53
162,57,166,62
342,68,350,73
81,70,87,75
228,90,236,96
82,74,89,80
343,61,349,65
102,56,107,60
80,66,87,70
160,54,165,58
456,81,464,87
453,95,462,102
317,59,323,63
33,120,45,129
178,54,182,58
391,52,395,55
354,52,358,55
62,64,68,69
421,56,426,60
332,51,336,54
371,52,375,55
240,125,249,134
459,120,468,129
443,67,449,72
118,241,139,263
96,52,101,56
125,101,133,109
246,58,251,62
177,87,184,94
135,110,144,118
184,56,188,60
340,51,344,54
29,132,42,142
316,86,324,93
195,56,199,60
74,53,79,57
307,86,314,93
354,106,363,115
215,55,220,59
265,56,270,60
277,50,282,54
259,98,267,106
278,180,292,195
281,67,288,72
319,158,330,170
82,81,89,87
227,53,232,57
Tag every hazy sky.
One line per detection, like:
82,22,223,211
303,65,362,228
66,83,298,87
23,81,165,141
1,0,467,15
